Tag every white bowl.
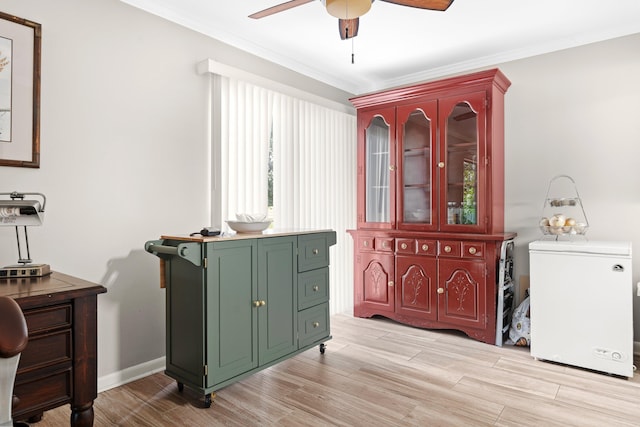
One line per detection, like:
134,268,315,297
226,220,271,233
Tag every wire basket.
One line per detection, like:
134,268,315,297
539,175,589,237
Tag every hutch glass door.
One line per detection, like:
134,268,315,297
397,102,437,230
364,115,392,225
440,92,486,232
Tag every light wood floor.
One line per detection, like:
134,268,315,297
31,313,640,426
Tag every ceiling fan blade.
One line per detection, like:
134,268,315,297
249,0,315,19
339,18,359,40
379,0,454,12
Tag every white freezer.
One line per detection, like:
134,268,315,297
529,240,634,377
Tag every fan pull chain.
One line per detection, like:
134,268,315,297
352,36,355,64
345,1,354,63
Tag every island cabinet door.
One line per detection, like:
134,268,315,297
206,239,258,388
257,236,298,365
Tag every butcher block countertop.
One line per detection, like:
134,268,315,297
160,228,335,243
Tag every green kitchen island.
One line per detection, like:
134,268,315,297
145,229,336,407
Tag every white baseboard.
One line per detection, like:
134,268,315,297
98,357,166,393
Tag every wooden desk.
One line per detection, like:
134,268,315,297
0,271,106,427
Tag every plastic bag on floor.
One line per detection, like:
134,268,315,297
509,296,530,346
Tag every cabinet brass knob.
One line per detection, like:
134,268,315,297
312,248,319,255
382,242,388,248
259,300,266,306
437,287,444,294
388,281,394,287
444,246,452,253
422,244,429,251
389,165,396,171
253,301,261,307
312,285,319,292
312,322,320,328
401,243,407,250
363,241,369,247
438,162,445,168
468,247,477,255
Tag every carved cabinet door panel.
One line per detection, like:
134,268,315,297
395,255,437,321
356,252,395,314
437,258,487,329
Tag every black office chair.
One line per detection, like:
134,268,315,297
0,296,28,427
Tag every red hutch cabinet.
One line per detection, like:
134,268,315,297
348,69,515,344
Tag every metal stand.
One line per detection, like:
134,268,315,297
495,239,515,346
14,226,32,265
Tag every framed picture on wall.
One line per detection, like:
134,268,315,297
0,12,41,168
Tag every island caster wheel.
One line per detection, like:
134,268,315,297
204,392,215,408
177,382,184,392
319,343,326,354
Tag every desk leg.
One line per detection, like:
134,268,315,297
70,402,94,427
71,295,99,427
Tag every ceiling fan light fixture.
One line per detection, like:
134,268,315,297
325,0,371,19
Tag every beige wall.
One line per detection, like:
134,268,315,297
0,0,354,387
0,0,639,388
499,35,640,310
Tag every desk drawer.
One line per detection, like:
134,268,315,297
13,367,72,417
298,267,329,310
24,304,72,334
18,330,72,372
298,303,329,348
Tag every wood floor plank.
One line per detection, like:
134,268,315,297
25,314,640,426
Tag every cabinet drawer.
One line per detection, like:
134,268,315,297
439,241,461,257
298,234,330,272
396,238,415,254
298,303,330,348
23,304,72,334
358,236,374,252
375,237,394,252
298,267,329,310
18,329,72,372
439,241,485,258
13,367,72,416
462,242,485,258
417,239,437,256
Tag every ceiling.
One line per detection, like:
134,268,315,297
121,0,640,95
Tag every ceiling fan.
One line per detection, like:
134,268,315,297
249,0,454,40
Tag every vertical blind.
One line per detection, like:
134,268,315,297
216,75,356,315
218,78,272,219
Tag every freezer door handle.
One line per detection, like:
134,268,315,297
612,264,625,272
